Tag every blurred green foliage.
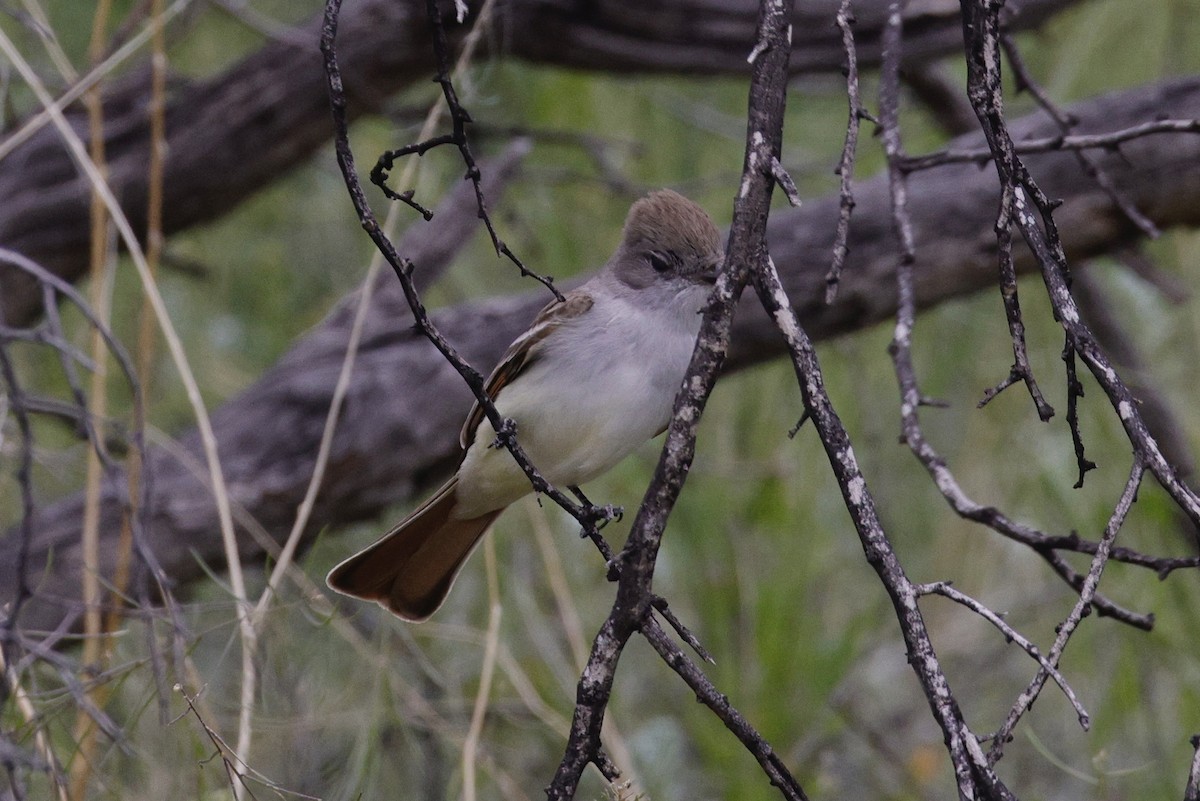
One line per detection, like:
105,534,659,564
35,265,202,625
3,0,1200,799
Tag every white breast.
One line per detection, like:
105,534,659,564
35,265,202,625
453,285,706,519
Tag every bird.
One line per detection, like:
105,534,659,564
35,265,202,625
327,189,724,620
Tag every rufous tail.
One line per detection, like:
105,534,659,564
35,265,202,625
326,477,500,621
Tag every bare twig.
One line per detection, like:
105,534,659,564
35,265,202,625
956,27,1053,421
899,118,1200,172
756,247,1015,796
1000,32,1161,239
974,177,1056,420
1186,734,1200,801
915,581,1088,727
825,0,873,303
370,0,563,300
172,685,322,801
650,597,714,665
958,0,1200,765
989,463,1144,761
641,618,807,799
873,3,1014,793
769,156,803,207
1016,182,1200,520
1062,336,1097,488
547,0,805,795
321,0,620,582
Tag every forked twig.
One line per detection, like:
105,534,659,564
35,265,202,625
321,0,619,565
915,581,1088,727
957,0,1200,767
547,0,805,796
1000,32,1160,239
988,463,1144,761
370,0,563,300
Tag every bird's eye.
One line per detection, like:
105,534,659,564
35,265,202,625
647,251,672,273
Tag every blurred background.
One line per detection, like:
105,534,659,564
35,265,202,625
2,0,1199,799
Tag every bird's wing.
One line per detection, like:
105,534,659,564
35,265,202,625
458,289,595,449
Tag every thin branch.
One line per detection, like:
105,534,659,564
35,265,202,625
1033,547,1161,627
826,0,872,302
1186,734,1200,801
899,117,1200,172
172,685,322,800
1000,32,1161,239
321,0,620,575
1015,180,1200,521
1062,336,1097,488
955,20,1052,421
974,179,1055,420
874,3,1012,793
640,617,808,799
548,0,803,794
989,462,1145,762
369,0,563,300
650,597,714,665
769,156,803,207
753,243,1013,799
915,581,1088,728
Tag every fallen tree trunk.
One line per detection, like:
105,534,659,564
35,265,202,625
0,0,1083,325
4,76,1200,633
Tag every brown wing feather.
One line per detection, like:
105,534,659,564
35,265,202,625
459,290,594,448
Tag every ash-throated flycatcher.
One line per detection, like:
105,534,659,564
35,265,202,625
327,190,723,620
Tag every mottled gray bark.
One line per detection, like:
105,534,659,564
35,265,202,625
0,0,1083,325
5,75,1200,633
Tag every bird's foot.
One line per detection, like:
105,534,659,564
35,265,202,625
569,485,623,530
